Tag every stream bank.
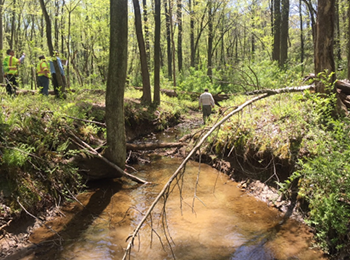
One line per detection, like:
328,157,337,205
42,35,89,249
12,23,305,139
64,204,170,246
0,102,326,259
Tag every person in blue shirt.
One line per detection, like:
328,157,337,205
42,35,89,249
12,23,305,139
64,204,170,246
50,51,65,98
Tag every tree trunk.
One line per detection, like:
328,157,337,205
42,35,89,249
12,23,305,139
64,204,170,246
348,0,350,80
189,0,195,67
39,0,66,96
164,0,172,79
280,0,289,67
334,0,341,65
153,0,161,105
272,0,281,63
315,0,335,93
133,0,152,104
168,0,176,87
207,0,213,79
142,0,150,67
299,0,304,75
105,0,128,171
10,0,15,49
177,0,183,73
0,0,4,81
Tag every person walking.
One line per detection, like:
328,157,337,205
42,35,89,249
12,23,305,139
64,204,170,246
49,50,65,98
36,55,50,96
3,49,25,95
199,88,215,124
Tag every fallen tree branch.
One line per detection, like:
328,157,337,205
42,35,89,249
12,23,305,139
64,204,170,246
69,131,148,184
122,93,268,260
17,198,61,238
126,142,184,151
245,85,315,95
0,219,12,232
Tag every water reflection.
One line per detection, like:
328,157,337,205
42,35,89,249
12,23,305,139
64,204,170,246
14,157,325,260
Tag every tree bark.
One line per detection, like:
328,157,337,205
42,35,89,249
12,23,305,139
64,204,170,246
164,0,172,79
280,0,289,67
272,0,281,63
177,0,183,72
348,0,350,80
142,0,150,67
189,0,195,67
133,0,152,104
315,0,335,93
207,0,213,78
299,0,304,75
153,0,161,105
105,0,128,171
0,0,4,81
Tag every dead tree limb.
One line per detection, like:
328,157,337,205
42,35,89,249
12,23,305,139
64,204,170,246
126,142,184,151
122,93,268,260
245,85,315,95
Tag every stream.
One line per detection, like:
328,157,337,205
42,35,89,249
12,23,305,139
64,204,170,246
11,128,327,260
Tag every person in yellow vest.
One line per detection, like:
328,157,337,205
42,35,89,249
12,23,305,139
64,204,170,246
3,49,25,95
36,55,50,96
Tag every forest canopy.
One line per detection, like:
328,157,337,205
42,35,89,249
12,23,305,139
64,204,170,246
0,0,348,94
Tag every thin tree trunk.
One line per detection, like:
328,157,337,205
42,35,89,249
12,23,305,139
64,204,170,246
39,0,66,96
169,0,176,87
272,0,281,63
0,0,4,81
164,0,172,79
189,0,195,67
280,0,289,67
142,0,150,67
348,0,350,80
10,0,15,49
133,0,152,104
177,0,183,72
154,0,161,105
207,0,213,79
299,0,304,76
334,0,341,66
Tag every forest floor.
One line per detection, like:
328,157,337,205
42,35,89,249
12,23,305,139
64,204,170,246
0,103,315,259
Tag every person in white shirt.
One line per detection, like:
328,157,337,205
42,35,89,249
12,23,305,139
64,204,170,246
199,88,215,124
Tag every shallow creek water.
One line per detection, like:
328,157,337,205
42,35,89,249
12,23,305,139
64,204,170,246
17,154,327,260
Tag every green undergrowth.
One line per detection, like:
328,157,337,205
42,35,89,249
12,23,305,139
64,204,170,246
0,88,181,221
199,91,350,256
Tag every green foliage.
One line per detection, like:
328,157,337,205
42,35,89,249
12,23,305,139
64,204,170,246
276,89,350,253
177,67,213,93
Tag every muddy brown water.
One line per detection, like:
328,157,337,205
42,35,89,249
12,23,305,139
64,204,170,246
12,155,326,260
